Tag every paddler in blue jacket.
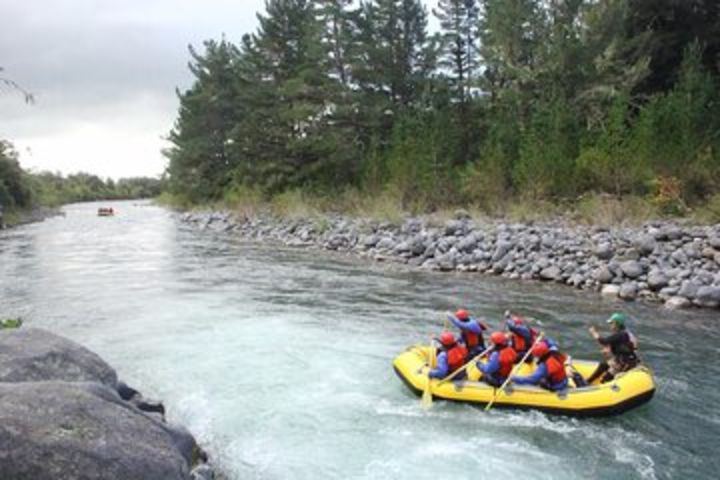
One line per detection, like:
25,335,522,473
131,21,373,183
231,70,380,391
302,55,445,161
478,332,517,387
511,342,569,391
505,312,538,361
448,309,488,357
428,332,469,380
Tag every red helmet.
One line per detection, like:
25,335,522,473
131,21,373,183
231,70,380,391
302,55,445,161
512,316,524,326
439,332,456,347
490,331,507,346
455,309,470,321
532,342,549,358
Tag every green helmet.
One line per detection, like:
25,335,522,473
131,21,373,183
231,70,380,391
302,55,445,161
607,312,627,328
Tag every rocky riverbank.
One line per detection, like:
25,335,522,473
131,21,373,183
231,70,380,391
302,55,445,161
0,206,62,229
182,210,720,311
0,327,217,480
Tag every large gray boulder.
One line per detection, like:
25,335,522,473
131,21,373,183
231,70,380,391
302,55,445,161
620,260,644,279
361,234,380,248
647,270,669,291
678,280,702,300
635,235,657,256
0,328,117,387
0,381,191,480
456,234,479,254
444,220,465,236
695,286,720,308
601,284,621,297
665,296,691,310
619,282,639,300
540,265,562,281
491,240,514,262
594,265,614,284
594,242,614,260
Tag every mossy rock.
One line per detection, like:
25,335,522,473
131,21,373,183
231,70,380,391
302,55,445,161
0,318,23,329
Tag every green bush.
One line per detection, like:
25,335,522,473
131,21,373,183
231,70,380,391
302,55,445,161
513,95,579,198
693,193,720,223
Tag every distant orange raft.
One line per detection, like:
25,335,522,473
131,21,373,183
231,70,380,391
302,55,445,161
393,345,655,417
97,208,114,217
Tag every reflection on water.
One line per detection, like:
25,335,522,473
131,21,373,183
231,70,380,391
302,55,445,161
1,200,719,479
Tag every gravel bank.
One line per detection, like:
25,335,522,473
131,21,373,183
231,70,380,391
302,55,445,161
181,210,720,311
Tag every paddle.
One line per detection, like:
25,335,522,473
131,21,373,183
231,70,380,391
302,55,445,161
421,338,436,409
484,332,545,412
437,345,493,386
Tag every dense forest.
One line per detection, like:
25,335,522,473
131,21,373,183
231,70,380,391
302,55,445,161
165,0,720,218
0,140,162,218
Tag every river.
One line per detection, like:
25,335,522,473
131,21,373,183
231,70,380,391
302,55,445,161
1,200,718,480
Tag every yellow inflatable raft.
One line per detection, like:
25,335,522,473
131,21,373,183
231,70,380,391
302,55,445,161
393,345,655,417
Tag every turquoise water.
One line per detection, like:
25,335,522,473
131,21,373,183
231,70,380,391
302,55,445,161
1,201,718,479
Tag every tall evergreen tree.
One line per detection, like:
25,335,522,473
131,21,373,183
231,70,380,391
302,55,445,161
576,0,651,128
433,0,480,166
231,0,361,191
314,0,358,87
355,0,432,109
161,0,720,208
479,0,545,99
433,0,479,105
623,0,720,95
165,39,242,201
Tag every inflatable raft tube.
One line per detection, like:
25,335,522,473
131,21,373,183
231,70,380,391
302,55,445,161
393,345,655,417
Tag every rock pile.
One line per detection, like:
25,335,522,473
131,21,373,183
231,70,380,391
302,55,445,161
182,210,720,310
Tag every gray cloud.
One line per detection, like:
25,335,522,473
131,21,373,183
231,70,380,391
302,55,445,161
0,0,434,178
0,0,266,178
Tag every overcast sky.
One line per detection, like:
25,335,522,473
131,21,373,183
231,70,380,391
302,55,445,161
0,0,269,178
1,1,438,179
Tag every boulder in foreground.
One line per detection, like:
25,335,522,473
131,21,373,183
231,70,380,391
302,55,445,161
0,381,191,480
0,328,117,387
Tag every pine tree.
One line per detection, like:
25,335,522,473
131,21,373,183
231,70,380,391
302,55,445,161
433,0,479,105
355,0,432,109
231,0,361,191
623,0,720,95
314,0,358,86
479,0,544,95
165,39,242,201
433,0,480,167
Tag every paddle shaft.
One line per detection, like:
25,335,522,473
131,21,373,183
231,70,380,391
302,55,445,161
421,338,436,408
484,333,545,412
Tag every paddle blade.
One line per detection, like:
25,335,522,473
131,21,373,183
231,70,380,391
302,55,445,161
422,377,433,409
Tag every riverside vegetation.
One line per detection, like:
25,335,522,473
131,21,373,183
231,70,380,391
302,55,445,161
0,140,162,227
163,0,720,223
168,0,720,311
